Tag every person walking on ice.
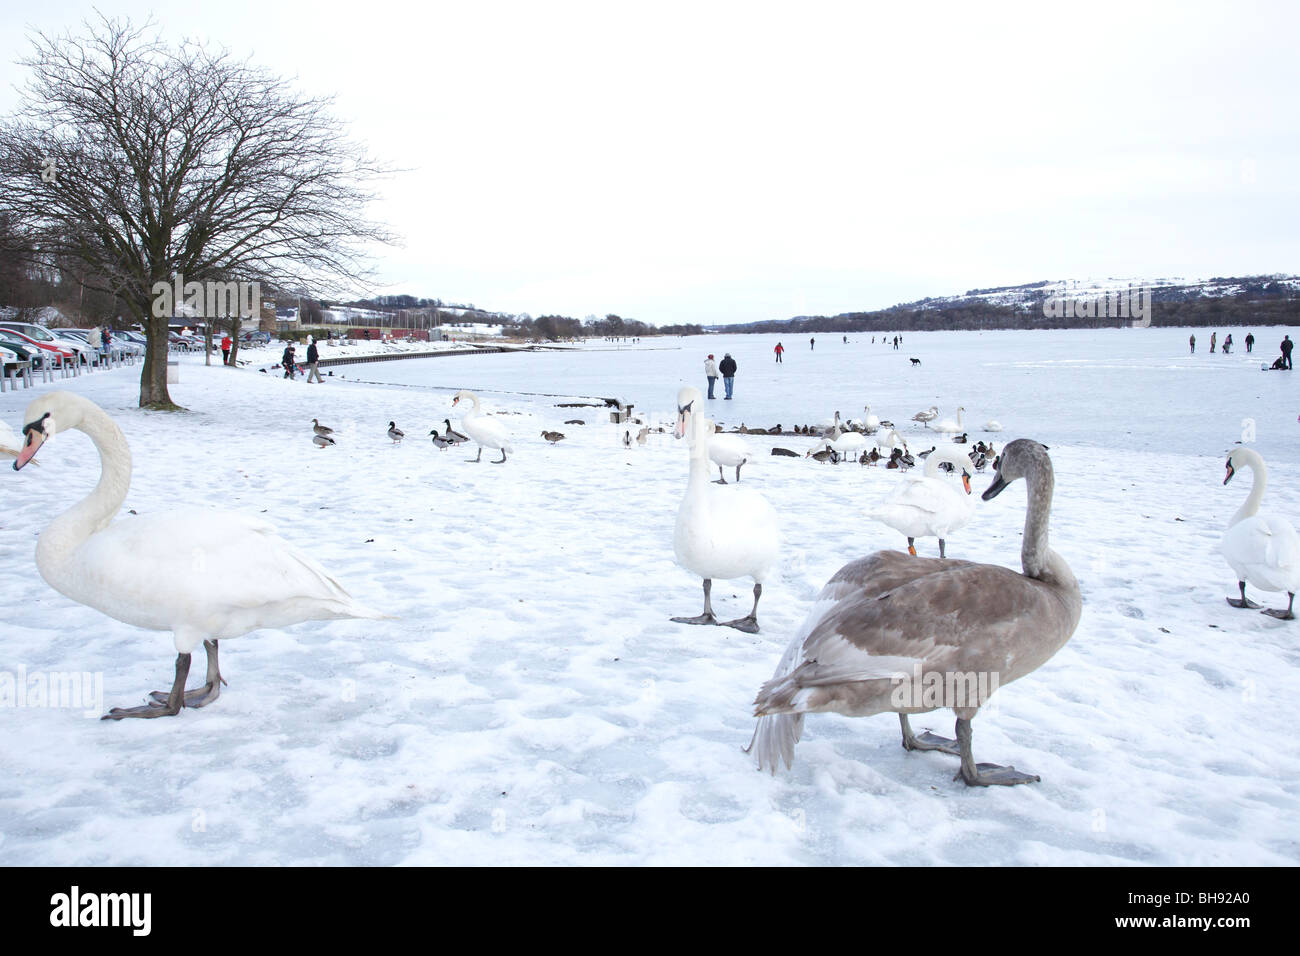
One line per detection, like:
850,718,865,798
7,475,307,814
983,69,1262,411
1189,333,1195,354
705,353,719,399
774,342,784,363
719,352,738,399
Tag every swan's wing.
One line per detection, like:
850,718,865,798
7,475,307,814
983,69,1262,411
755,561,1072,717
68,510,378,632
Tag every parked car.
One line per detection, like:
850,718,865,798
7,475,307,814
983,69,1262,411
0,328,75,367
0,322,92,365
241,330,271,345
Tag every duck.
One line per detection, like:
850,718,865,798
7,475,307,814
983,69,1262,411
912,406,939,428
1219,447,1300,618
672,387,780,633
540,430,566,443
387,421,405,444
312,434,336,449
862,447,881,466
746,439,1081,787
442,419,469,444
452,389,513,463
10,392,387,719
952,432,968,445
428,429,452,450
709,432,751,483
934,406,966,436
807,446,836,463
311,419,334,438
868,446,976,557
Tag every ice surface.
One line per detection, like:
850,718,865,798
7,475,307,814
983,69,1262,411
1,326,1297,865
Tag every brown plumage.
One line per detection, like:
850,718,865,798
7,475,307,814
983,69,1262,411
748,440,1080,787
541,430,565,443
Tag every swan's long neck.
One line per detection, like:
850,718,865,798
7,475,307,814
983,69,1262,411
1230,454,1265,527
686,414,712,489
36,404,132,581
1020,458,1055,579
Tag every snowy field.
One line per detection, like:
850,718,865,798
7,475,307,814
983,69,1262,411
1,326,1298,866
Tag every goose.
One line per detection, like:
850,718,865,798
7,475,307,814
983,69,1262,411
1219,447,1300,618
912,406,939,428
442,419,469,444
311,419,334,438
540,430,566,443
709,432,751,483
984,420,1004,432
672,387,780,633
868,446,976,557
387,421,405,444
428,429,452,450
934,406,965,436
10,392,387,719
452,389,513,463
312,434,336,449
746,439,1080,787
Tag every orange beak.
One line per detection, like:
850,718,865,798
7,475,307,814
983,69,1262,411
13,426,44,471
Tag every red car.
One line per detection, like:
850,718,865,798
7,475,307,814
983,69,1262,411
0,327,76,367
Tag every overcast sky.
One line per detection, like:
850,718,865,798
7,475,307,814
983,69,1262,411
3,1,1297,325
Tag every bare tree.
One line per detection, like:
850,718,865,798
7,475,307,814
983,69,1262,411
0,15,394,408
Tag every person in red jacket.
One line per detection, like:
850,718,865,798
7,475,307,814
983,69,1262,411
774,342,784,363
221,333,232,365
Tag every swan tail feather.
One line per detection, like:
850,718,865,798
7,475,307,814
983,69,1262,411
744,712,804,774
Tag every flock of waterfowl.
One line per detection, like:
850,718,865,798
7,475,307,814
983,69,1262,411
4,384,1297,791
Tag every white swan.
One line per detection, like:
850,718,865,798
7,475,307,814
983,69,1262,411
861,405,881,435
1,421,22,459
867,446,975,557
747,439,1080,786
452,389,513,463
1220,447,1300,619
11,391,387,719
983,420,1003,432
672,387,780,633
823,430,869,464
912,406,939,428
874,427,908,454
708,432,751,483
934,406,965,436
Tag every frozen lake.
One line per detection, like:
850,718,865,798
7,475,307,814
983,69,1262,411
1,325,1298,866
348,327,1300,463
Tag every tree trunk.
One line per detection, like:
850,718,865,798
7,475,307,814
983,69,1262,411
139,312,181,410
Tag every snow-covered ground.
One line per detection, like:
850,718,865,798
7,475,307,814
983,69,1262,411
1,327,1298,865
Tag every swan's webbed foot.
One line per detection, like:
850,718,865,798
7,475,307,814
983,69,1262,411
899,714,960,754
956,763,1041,787
104,652,191,720
720,614,760,633
1262,594,1295,620
954,716,1039,787
907,537,917,556
467,448,483,462
671,613,719,626
1227,581,1262,608
713,477,728,484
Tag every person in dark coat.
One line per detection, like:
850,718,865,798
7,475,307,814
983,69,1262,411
1282,335,1293,369
282,343,296,379
719,352,738,399
810,337,815,351
1223,333,1233,354
1245,332,1255,353
1189,334,1195,354
306,335,323,383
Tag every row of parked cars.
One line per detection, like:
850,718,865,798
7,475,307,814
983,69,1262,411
0,321,151,372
